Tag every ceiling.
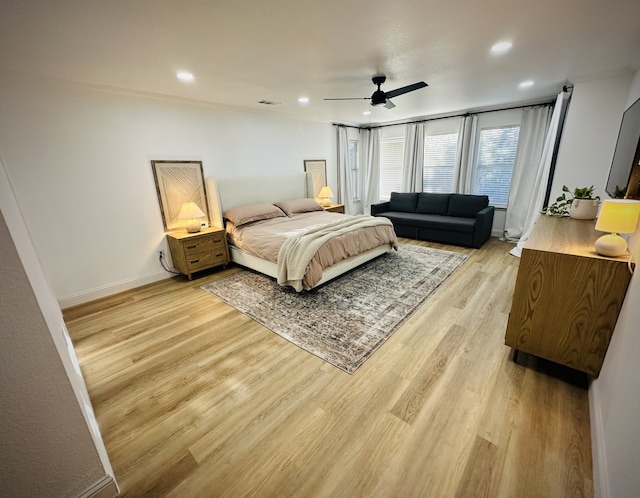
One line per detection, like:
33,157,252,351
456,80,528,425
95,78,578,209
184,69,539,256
1,0,639,126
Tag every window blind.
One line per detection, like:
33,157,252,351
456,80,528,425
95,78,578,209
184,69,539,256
473,126,520,205
423,133,457,193
348,139,359,200
379,137,405,200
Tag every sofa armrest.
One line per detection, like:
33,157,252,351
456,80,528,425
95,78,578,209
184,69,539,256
472,206,495,248
370,201,391,216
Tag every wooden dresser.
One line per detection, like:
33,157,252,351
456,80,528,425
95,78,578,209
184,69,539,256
166,227,229,280
505,215,631,376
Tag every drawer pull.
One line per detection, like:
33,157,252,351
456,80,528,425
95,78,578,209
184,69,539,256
190,259,199,264
216,252,224,257
187,245,197,249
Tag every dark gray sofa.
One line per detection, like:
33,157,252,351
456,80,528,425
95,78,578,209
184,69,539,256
371,192,495,248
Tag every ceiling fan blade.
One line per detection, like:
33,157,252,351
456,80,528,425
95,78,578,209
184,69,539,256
384,99,396,109
323,97,369,101
385,81,428,99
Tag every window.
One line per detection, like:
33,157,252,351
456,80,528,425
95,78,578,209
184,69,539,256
473,126,520,205
423,133,457,193
348,139,359,200
379,137,404,200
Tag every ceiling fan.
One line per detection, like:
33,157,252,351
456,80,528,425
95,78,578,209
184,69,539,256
324,75,428,109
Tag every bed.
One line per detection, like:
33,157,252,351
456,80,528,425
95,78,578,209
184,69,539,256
206,172,398,291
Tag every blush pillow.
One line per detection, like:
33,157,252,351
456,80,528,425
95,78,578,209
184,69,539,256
274,198,323,216
223,203,285,226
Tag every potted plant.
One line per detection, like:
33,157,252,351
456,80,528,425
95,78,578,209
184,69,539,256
542,185,600,219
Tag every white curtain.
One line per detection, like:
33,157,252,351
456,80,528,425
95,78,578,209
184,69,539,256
363,128,381,214
453,115,475,193
337,126,359,214
509,91,570,257
401,122,425,192
503,105,553,241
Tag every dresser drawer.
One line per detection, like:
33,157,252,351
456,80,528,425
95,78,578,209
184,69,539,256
183,233,225,256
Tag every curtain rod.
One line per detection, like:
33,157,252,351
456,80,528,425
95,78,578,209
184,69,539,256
333,96,560,131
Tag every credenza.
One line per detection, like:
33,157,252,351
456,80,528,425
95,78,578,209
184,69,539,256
505,215,632,376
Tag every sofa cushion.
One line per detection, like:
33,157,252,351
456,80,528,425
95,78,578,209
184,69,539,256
416,193,450,215
389,192,419,213
380,212,475,233
447,194,489,218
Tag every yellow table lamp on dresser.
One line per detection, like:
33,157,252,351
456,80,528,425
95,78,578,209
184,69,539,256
594,199,640,257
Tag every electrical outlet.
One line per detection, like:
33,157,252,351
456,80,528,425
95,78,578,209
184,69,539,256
159,250,164,259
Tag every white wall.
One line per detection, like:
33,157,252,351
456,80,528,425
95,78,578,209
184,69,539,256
588,69,640,498
0,158,117,496
0,71,335,307
550,73,633,201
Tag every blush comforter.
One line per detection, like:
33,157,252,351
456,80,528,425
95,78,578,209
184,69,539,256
227,211,398,291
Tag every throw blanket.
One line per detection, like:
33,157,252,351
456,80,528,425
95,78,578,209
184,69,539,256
276,215,396,292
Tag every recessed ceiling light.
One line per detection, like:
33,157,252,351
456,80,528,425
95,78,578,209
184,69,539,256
363,111,371,116
491,41,513,55
519,80,534,88
298,97,309,104
176,72,195,82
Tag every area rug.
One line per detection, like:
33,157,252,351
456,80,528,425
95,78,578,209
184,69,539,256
201,244,468,374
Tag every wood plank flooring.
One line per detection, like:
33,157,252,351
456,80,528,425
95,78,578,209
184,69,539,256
64,238,593,498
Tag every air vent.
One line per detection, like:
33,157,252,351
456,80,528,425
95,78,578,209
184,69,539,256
258,100,281,106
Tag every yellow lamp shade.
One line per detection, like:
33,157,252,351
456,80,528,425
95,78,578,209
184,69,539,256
595,200,640,234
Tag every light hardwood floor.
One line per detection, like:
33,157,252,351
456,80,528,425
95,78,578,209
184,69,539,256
64,238,593,498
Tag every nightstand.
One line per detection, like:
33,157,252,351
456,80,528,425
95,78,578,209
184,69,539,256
166,227,229,280
323,204,345,214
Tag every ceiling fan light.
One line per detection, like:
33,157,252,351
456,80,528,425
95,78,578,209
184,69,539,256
371,90,386,106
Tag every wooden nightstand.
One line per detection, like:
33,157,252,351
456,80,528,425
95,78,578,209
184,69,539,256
323,204,345,214
166,227,229,280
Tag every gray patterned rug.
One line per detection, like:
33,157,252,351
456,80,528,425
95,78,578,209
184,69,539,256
201,244,468,374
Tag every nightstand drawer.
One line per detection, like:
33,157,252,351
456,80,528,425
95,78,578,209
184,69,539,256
186,249,228,272
183,233,225,256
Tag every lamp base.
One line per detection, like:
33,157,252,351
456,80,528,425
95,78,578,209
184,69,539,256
320,198,331,207
595,233,627,257
184,219,202,233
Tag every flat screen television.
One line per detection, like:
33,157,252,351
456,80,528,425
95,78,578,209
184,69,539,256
605,96,640,199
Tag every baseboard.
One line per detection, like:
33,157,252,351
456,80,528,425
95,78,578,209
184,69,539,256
77,475,119,498
58,270,170,309
589,380,609,498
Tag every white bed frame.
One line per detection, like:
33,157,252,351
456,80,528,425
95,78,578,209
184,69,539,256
206,172,392,288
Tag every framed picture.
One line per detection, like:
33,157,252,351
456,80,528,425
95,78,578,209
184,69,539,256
151,160,210,231
304,159,327,199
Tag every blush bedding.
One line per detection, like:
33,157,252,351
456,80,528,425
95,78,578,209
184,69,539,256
226,211,398,291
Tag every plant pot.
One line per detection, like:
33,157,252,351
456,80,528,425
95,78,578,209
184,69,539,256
569,199,599,220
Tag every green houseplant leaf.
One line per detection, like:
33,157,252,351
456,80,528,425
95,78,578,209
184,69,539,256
541,186,600,216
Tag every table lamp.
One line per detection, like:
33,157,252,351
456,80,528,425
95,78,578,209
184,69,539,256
317,186,334,207
178,202,206,233
594,199,640,257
